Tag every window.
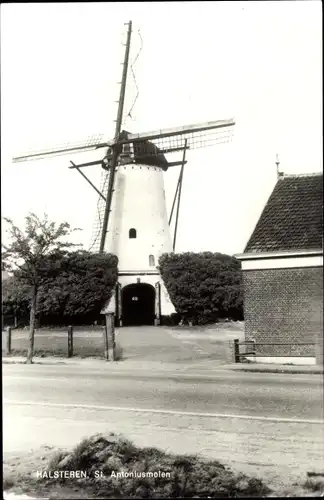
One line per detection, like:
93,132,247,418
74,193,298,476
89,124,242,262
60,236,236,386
149,254,155,266
129,228,137,239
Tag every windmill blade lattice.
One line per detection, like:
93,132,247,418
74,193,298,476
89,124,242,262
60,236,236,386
118,118,235,159
90,168,110,252
12,134,108,163
139,124,234,156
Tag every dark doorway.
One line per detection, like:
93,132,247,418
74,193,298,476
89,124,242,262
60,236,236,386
122,283,155,326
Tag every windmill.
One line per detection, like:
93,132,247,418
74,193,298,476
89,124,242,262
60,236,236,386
12,20,235,327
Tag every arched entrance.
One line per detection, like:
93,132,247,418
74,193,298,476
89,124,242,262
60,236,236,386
122,283,155,326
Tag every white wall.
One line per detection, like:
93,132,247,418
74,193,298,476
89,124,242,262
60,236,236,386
105,164,173,272
240,254,323,270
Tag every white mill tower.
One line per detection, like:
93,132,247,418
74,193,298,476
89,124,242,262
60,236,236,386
92,137,177,326
12,20,235,327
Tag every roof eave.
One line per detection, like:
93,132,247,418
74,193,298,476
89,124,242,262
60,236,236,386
235,248,323,261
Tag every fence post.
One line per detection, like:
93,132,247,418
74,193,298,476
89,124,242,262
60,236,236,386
103,323,109,360
67,326,73,358
111,314,116,361
6,327,12,355
234,338,240,363
105,313,116,361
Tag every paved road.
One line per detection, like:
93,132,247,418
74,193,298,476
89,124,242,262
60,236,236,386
3,363,324,489
3,363,323,418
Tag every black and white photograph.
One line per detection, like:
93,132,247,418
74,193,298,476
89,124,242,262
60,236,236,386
1,1,323,499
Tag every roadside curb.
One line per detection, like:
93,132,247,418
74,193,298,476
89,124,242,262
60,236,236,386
225,365,324,375
228,368,323,375
2,357,323,375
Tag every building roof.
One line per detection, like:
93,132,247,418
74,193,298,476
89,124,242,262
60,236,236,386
245,173,323,253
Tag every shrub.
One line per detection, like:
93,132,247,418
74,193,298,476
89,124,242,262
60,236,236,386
2,251,118,326
2,277,31,326
159,252,243,325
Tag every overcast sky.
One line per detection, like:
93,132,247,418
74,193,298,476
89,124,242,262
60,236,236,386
1,1,322,255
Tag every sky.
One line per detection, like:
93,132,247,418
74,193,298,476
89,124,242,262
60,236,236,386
1,1,322,255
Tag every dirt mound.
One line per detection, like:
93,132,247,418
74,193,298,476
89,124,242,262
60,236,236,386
38,432,270,498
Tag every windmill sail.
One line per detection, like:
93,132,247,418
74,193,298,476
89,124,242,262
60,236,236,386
120,119,235,144
12,134,108,163
113,119,235,156
12,119,234,164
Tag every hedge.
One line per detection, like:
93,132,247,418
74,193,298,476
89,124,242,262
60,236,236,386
159,252,243,325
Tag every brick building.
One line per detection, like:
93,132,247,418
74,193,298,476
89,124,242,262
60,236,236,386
236,173,323,365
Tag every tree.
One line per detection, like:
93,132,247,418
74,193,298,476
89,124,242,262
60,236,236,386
36,251,118,325
2,276,30,327
158,252,243,325
2,213,80,363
